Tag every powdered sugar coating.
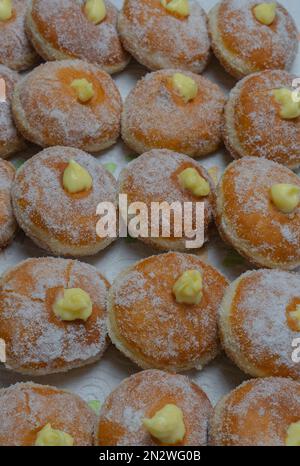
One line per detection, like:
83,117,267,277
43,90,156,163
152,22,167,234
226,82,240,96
209,0,298,78
108,252,228,371
220,269,300,379
122,69,226,157
0,65,25,158
119,149,215,250
118,0,210,73
12,146,117,256
210,377,300,446
0,257,110,375
0,0,39,71
223,70,300,168
12,60,122,152
0,159,17,248
0,382,96,445
214,157,300,269
27,0,129,74
96,369,212,446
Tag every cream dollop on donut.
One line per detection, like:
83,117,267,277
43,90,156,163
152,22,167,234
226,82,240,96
12,146,118,257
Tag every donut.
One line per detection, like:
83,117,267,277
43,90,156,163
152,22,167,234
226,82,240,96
0,65,26,159
219,269,300,380
117,0,210,73
26,0,130,74
12,146,118,257
213,157,300,270
223,70,300,169
0,159,17,248
95,369,212,446
0,257,110,375
0,382,96,445
121,69,226,157
12,59,122,152
118,149,215,251
208,0,298,79
0,0,39,71
210,377,300,446
108,252,229,372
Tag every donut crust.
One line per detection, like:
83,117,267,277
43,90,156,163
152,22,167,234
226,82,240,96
0,257,110,375
213,157,300,270
26,0,130,74
12,146,118,257
12,60,122,153
121,69,226,157
96,369,212,446
208,0,298,79
223,70,300,169
0,0,39,71
108,252,229,372
0,65,26,159
219,269,300,380
0,382,96,446
118,0,210,73
209,377,300,446
0,159,17,248
118,149,215,251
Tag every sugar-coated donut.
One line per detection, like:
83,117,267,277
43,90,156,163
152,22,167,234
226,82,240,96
121,69,226,157
118,0,210,73
213,157,300,270
108,252,229,372
208,0,298,79
0,65,26,159
0,159,17,248
219,269,300,380
223,70,300,169
118,149,215,251
12,147,117,257
0,257,110,375
96,369,212,446
0,382,96,446
210,377,300,446
12,59,122,152
0,0,39,71
26,0,130,74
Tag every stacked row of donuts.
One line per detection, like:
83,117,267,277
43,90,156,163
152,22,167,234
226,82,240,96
5,373,300,446
0,0,299,161
0,0,300,447
0,251,300,446
2,147,300,270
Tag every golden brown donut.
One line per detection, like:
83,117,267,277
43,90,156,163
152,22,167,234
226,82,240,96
0,65,26,159
26,0,130,74
96,369,212,446
118,0,210,73
219,269,300,380
12,146,118,257
0,257,110,375
0,382,96,446
0,0,39,71
0,159,17,248
210,377,300,446
108,252,229,372
121,69,226,157
208,0,298,79
12,59,122,152
213,157,300,270
118,149,215,251
223,70,300,169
